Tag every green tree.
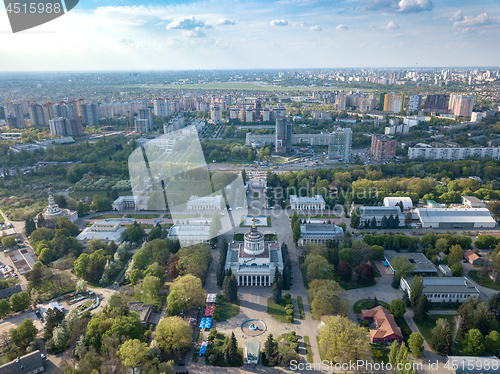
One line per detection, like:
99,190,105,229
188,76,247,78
142,275,161,298
450,263,464,277
390,299,406,319
155,316,193,354
350,207,360,228
1,235,16,248
223,332,238,365
475,234,498,250
413,295,429,321
25,218,36,236
435,238,449,253
370,245,384,260
380,215,388,229
292,220,301,244
223,274,238,302
485,330,500,353
272,267,282,304
318,316,371,364
430,318,452,355
264,333,278,365
76,279,87,294
408,333,424,358
405,212,412,228
392,256,414,279
488,293,500,322
370,217,377,229
118,339,150,369
336,261,352,283
409,275,424,306
166,291,184,316
309,279,349,320
389,340,399,367
10,291,30,312
0,299,10,317
129,269,142,285
464,329,485,356
125,222,145,243
169,274,206,309
448,244,464,266
9,319,37,346
148,224,162,241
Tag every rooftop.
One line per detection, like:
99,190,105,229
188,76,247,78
289,195,325,204
404,277,479,294
384,250,437,273
416,208,495,224
300,223,344,235
0,350,44,374
446,356,500,374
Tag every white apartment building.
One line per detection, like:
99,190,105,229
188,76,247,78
408,146,500,160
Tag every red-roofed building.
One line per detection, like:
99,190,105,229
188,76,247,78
464,250,484,265
361,306,403,344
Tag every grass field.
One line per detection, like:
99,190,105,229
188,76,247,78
304,336,314,363
468,270,500,291
264,234,277,242
33,270,76,301
217,299,240,321
253,192,259,200
267,297,290,323
413,314,455,353
298,214,340,219
125,214,161,219
297,296,305,320
93,214,124,219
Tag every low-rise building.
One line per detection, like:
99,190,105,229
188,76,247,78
289,195,325,211
0,284,22,300
400,277,479,303
111,196,150,211
297,223,344,246
461,196,486,209
439,264,452,277
38,194,78,226
0,350,44,374
245,342,260,365
186,195,223,211
415,208,496,229
464,250,484,265
167,224,210,246
128,301,154,326
361,306,403,344
408,146,500,160
384,250,437,275
383,197,413,210
76,222,126,246
358,206,403,228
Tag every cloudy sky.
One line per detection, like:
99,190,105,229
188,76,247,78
0,0,499,71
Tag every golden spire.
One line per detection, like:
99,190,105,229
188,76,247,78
252,207,256,229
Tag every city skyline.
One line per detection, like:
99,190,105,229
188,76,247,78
0,0,499,71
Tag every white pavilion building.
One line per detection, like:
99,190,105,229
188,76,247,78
224,210,283,286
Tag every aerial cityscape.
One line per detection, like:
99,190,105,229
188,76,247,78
1,1,500,374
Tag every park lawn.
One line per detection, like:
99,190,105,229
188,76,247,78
316,336,326,362
267,297,289,323
352,299,390,314
253,192,259,200
125,214,161,219
304,336,314,363
264,234,277,242
267,216,271,226
33,271,76,301
0,215,4,224
413,314,455,353
372,346,389,364
297,296,305,320
217,299,240,321
298,214,340,219
395,316,412,344
92,214,124,219
468,270,500,291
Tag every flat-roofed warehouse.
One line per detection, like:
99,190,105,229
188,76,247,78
401,277,479,303
384,250,437,274
415,208,496,229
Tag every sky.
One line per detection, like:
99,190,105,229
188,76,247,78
0,0,499,71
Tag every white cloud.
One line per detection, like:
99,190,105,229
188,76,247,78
270,19,288,26
398,0,433,13
453,13,496,28
450,10,463,22
363,0,432,13
336,24,348,31
310,25,323,32
115,37,134,45
182,27,206,38
385,21,400,30
167,15,204,30
216,19,236,26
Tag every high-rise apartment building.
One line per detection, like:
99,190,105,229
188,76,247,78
210,104,222,125
423,94,449,114
49,117,83,137
383,93,402,113
371,134,396,161
28,104,48,127
137,108,153,130
450,95,474,117
0,106,5,120
275,117,292,154
53,102,76,120
328,128,352,161
408,94,422,112
6,115,18,128
13,104,25,128
153,98,171,117
335,93,346,110
81,103,99,126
